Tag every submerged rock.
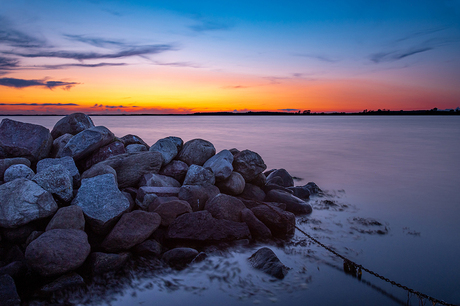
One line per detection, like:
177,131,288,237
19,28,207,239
89,252,130,275
248,247,288,279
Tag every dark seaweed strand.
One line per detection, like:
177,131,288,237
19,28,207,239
255,200,456,306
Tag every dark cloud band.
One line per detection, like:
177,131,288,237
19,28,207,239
0,77,79,89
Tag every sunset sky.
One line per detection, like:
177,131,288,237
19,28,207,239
1,0,459,114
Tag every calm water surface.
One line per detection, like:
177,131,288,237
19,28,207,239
2,115,459,305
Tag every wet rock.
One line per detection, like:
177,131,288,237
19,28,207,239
159,160,188,182
178,184,220,211
240,208,272,240
32,164,73,202
152,199,192,226
168,211,251,242
120,134,149,149
233,150,267,181
89,252,130,275
177,139,216,166
2,224,35,244
0,157,31,181
266,168,294,187
139,173,181,188
265,189,312,215
0,261,27,281
150,138,178,165
0,118,53,163
132,239,162,258
45,206,85,231
59,126,115,160
126,144,147,153
304,182,322,195
101,211,161,252
203,149,233,181
81,163,117,182
0,274,21,306
72,174,130,235
205,193,246,222
25,229,90,276
0,178,58,228
3,164,34,182
40,272,85,294
37,156,80,188
251,205,295,237
162,247,199,269
216,171,245,195
183,164,215,186
263,183,294,194
248,247,288,279
240,183,266,201
50,133,73,158
51,113,95,139
248,172,267,187
287,186,310,200
97,151,163,188
81,140,126,170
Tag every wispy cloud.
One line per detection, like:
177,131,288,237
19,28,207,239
5,44,176,60
34,62,127,70
152,61,203,68
64,34,127,48
189,16,233,33
293,53,340,63
0,17,48,48
278,108,300,112
222,85,251,89
0,102,79,106
370,47,433,63
0,56,19,70
0,77,79,90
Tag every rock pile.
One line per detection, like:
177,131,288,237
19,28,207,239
0,113,320,303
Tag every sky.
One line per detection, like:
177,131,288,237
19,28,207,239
0,0,459,114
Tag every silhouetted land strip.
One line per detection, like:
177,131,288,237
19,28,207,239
2,108,459,116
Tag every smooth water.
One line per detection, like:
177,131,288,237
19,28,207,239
2,115,459,305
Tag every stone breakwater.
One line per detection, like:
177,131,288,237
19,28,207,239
0,113,320,304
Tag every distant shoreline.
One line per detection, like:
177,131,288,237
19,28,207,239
1,109,459,116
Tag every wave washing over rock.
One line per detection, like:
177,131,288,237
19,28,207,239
0,113,322,304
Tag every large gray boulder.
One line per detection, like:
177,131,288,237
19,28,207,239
96,151,163,188
183,164,215,186
33,164,73,202
81,140,126,170
51,113,95,139
216,171,245,195
251,205,295,237
168,211,251,242
72,174,130,235
81,163,117,182
25,229,90,276
266,169,294,187
248,247,288,279
149,138,178,165
126,144,147,153
0,274,21,306
50,133,73,158
120,134,149,149
45,206,85,231
3,164,34,182
101,210,161,252
152,199,192,226
205,194,246,222
59,126,115,160
233,150,267,181
159,160,188,182
178,184,220,211
0,178,58,228
265,189,312,215
177,139,216,166
139,173,181,188
37,156,80,187
164,136,183,151
203,149,233,181
0,157,31,181
0,119,53,162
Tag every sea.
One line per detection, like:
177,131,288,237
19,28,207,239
1,115,459,306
